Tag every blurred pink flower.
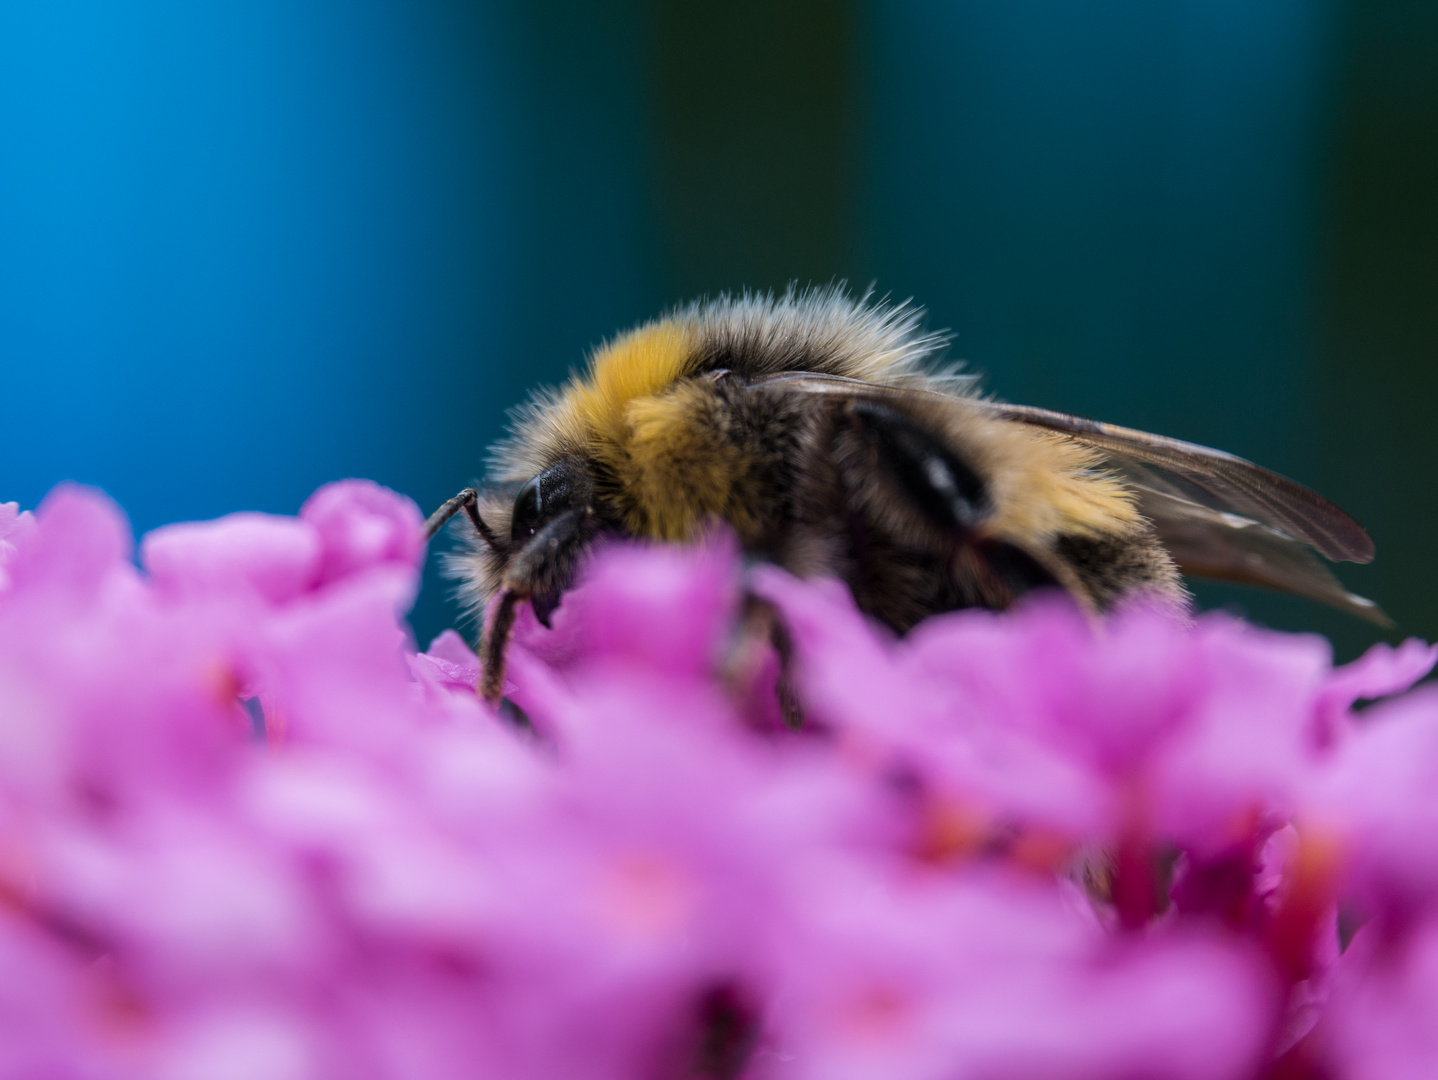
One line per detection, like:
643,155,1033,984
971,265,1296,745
768,868,1277,1080
1318,914,1438,1080
0,479,1433,1079
0,500,36,595
1312,683,1438,919
142,513,322,607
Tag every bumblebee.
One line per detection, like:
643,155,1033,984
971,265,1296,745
428,287,1381,704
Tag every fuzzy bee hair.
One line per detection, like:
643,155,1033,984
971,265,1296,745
445,286,1190,636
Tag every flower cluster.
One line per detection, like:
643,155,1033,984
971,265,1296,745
0,480,1435,1079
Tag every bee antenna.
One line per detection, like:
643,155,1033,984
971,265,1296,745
424,487,502,551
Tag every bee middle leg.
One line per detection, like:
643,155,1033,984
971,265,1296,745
721,590,804,730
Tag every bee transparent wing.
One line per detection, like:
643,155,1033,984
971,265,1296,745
982,402,1375,564
1130,484,1389,625
745,371,1382,620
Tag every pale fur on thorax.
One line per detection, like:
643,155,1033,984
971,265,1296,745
487,285,963,485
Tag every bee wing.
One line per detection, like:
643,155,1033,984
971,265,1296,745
1130,483,1389,625
981,401,1375,564
746,371,1383,619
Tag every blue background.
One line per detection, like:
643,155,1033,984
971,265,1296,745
2,0,1434,658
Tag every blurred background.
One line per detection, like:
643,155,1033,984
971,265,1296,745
1,0,1433,659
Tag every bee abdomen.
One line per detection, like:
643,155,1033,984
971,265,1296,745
1053,530,1186,612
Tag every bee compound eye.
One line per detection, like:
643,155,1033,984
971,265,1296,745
509,459,591,546
510,475,543,542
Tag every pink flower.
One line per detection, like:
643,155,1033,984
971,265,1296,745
1316,638,1438,747
1317,914,1438,1080
756,566,1334,857
299,479,426,589
142,513,322,607
0,500,36,594
509,533,740,683
141,478,425,612
769,869,1277,1080
1311,684,1438,919
0,479,1434,1079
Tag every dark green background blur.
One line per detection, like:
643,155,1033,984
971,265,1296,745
1,1,1434,660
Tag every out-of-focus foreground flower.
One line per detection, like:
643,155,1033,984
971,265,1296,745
0,481,1435,1080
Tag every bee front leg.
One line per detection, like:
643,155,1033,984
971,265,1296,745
479,505,594,707
479,588,523,706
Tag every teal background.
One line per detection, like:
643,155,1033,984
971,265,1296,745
1,1,1434,659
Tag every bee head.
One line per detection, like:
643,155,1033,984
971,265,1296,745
502,458,599,628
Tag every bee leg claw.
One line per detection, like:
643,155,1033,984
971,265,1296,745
723,591,805,729
496,696,535,734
